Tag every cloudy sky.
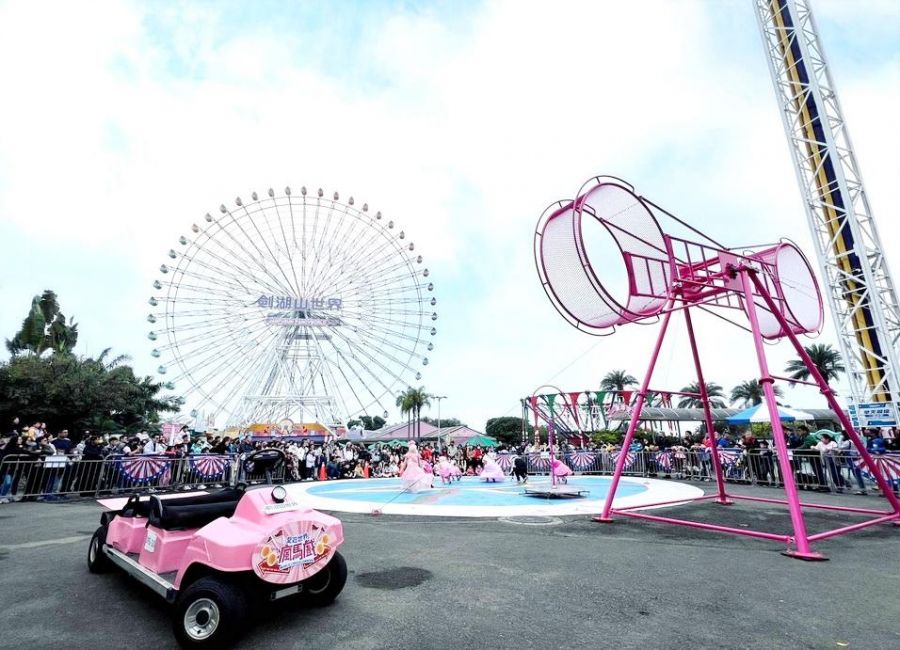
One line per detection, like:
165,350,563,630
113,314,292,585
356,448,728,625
0,0,897,430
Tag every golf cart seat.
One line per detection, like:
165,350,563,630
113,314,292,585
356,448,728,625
148,489,243,531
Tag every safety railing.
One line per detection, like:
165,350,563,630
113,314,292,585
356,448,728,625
0,453,286,502
2,448,897,502
504,448,899,495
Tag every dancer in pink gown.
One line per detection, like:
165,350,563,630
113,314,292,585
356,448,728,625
437,456,453,485
400,442,432,493
550,457,573,483
480,455,506,482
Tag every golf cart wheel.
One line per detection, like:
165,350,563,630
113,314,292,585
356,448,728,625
87,526,112,573
173,577,248,648
299,551,348,607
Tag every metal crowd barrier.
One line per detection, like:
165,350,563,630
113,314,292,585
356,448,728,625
1,448,897,502
0,453,287,502
508,448,899,494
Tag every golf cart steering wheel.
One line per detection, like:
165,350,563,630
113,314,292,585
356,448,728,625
242,448,286,484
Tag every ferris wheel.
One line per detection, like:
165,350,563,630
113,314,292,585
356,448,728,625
147,186,436,430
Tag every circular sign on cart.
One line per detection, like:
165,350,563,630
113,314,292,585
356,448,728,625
252,520,336,584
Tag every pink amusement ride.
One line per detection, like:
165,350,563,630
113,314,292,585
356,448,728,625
534,175,899,560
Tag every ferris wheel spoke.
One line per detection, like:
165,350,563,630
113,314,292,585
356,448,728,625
321,332,405,402
329,356,371,416
304,209,372,296
329,344,391,413
168,326,273,382
327,266,422,298
322,322,421,380
177,245,284,298
271,199,303,298
173,329,280,405
237,202,300,294
159,269,249,297
163,321,264,362
211,211,295,297
337,327,421,365
175,234,271,293
313,233,413,297
305,198,353,293
154,317,258,352
201,341,282,411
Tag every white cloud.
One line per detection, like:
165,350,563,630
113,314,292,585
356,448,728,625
0,0,896,429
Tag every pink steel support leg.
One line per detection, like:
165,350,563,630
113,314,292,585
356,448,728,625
738,269,825,560
682,306,732,505
747,271,900,518
594,304,676,523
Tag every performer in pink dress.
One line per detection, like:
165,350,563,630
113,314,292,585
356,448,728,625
437,456,453,485
480,455,506,482
550,457,573,483
400,442,432,493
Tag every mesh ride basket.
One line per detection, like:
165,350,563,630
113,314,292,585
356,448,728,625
535,176,823,340
535,178,671,334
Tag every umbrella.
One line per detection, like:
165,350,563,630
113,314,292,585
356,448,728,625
726,404,815,425
465,435,499,447
811,428,838,441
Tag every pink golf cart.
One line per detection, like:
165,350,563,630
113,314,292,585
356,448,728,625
87,450,347,647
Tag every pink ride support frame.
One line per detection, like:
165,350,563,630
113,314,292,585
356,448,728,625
535,176,900,559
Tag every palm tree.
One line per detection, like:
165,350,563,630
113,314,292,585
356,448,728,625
730,379,784,407
678,381,726,409
407,387,432,439
396,390,414,436
785,343,845,385
6,290,78,356
395,387,432,439
601,370,638,400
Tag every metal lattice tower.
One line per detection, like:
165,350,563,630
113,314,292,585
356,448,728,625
754,0,900,416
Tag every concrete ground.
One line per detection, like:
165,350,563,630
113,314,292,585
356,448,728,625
0,483,897,650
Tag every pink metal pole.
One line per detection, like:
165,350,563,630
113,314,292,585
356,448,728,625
806,514,898,542
738,269,825,560
614,509,791,542
747,270,900,517
730,493,892,516
595,302,676,523
682,306,732,505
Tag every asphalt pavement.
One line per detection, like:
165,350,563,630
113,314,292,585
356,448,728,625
0,483,898,650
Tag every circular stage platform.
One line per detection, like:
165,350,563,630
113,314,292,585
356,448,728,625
283,475,703,517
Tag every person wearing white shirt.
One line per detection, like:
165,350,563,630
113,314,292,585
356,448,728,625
143,436,166,455
812,433,844,492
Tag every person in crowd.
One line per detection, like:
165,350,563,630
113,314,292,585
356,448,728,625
143,434,166,455
0,434,25,503
865,429,887,454
813,432,845,493
837,432,867,495
755,440,777,487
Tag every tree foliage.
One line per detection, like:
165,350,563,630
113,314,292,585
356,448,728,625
601,370,638,392
421,416,463,428
0,348,182,437
6,290,79,356
729,379,784,407
347,415,387,430
395,386,432,437
784,344,845,385
677,381,727,409
485,416,532,445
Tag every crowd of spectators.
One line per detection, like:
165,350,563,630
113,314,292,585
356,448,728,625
2,415,898,503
